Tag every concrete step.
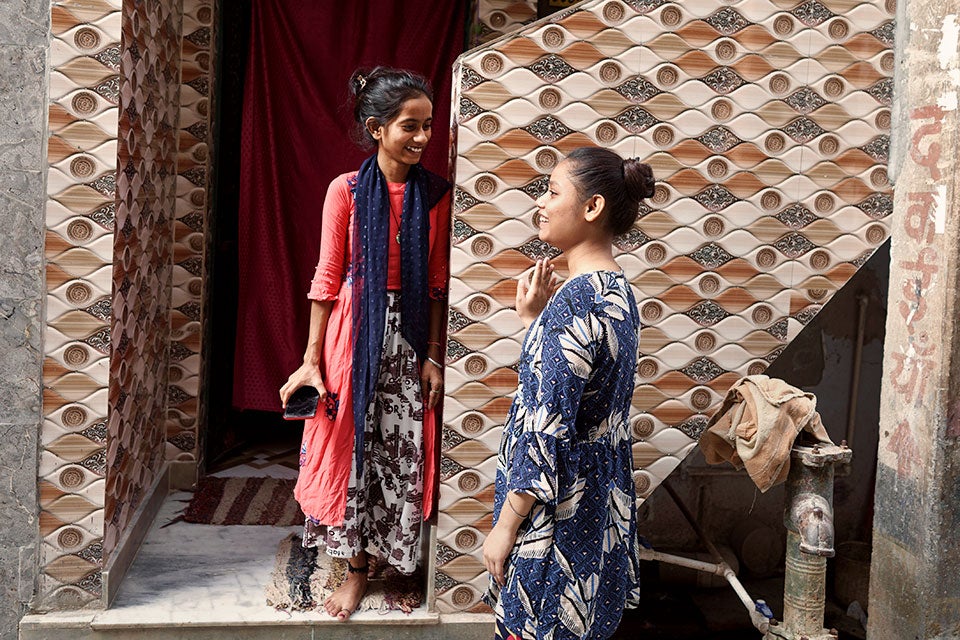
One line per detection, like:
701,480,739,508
20,611,493,640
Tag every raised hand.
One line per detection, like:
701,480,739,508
516,258,560,329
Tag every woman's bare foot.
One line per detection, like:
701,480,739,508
323,554,369,621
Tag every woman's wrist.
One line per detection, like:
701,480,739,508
517,308,535,327
497,511,524,535
497,492,533,534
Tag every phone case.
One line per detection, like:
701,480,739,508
283,385,320,420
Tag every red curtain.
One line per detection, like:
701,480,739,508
233,1,466,411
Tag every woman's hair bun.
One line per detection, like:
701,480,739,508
623,158,656,201
565,146,655,235
349,68,370,97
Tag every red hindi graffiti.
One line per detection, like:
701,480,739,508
910,105,945,180
887,419,922,479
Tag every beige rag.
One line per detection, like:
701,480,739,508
699,375,833,492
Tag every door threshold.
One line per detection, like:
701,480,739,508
90,606,441,629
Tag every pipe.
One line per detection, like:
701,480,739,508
661,482,772,634
724,569,773,635
845,293,869,449
783,529,828,637
639,547,726,575
639,547,771,634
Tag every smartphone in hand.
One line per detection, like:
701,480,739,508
282,385,320,420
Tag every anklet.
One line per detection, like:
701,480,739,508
347,563,369,574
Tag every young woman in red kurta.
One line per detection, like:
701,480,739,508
280,67,450,621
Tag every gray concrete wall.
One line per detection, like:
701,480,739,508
0,0,49,637
868,1,960,637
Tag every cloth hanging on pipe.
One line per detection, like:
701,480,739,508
699,375,834,492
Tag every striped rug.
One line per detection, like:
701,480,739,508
180,477,304,526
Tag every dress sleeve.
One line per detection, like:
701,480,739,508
308,177,352,301
507,294,604,504
427,189,451,301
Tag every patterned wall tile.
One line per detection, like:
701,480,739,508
104,0,183,556
471,0,539,46
41,0,215,609
40,0,122,610
440,0,892,612
165,0,215,468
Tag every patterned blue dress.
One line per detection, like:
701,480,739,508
487,270,643,640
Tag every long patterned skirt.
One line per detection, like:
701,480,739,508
302,292,425,575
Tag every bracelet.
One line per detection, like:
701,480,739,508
425,356,444,369
505,495,531,519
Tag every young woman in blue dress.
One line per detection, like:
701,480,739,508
483,147,655,639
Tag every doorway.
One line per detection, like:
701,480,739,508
203,1,469,472
188,0,471,618
202,0,301,473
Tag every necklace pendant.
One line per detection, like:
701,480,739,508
395,231,401,244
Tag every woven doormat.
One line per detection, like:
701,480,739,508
265,533,423,613
177,476,304,526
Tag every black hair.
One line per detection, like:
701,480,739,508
349,66,433,149
564,147,656,235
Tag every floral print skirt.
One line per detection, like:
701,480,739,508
303,292,425,575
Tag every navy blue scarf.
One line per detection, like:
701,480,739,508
350,154,449,476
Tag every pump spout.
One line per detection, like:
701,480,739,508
789,492,835,557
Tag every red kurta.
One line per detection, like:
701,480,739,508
294,171,450,525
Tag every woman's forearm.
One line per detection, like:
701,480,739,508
303,300,334,366
497,491,536,534
427,298,444,362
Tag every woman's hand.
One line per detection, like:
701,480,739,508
516,258,560,328
483,492,532,586
482,521,518,587
421,359,444,410
282,301,334,410
279,362,327,409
